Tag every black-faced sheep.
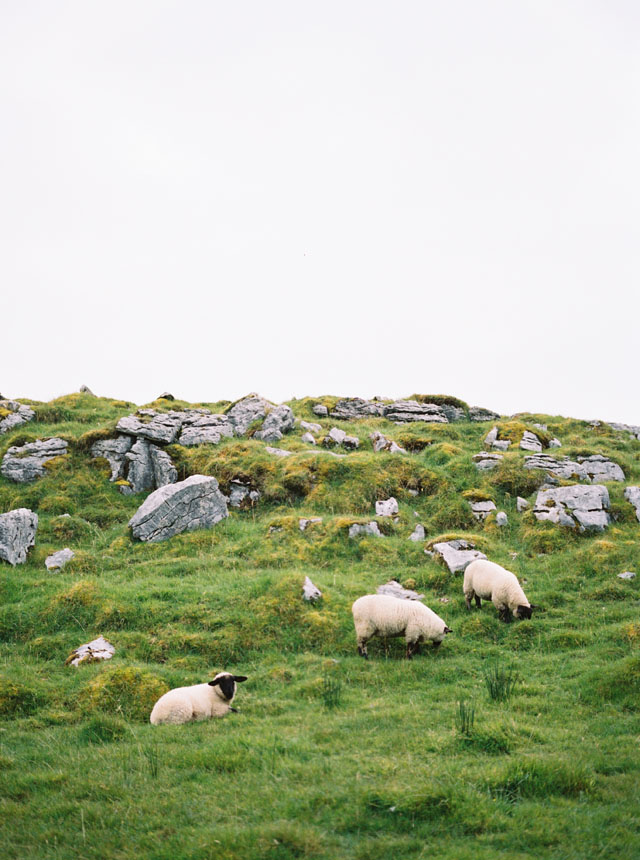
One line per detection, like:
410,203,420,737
149,672,248,725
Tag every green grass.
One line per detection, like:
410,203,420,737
0,393,639,858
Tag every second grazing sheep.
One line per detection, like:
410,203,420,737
463,559,532,622
150,672,248,725
352,594,452,659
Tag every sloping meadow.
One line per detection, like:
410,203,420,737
0,392,639,859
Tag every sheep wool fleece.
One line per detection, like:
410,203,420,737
150,672,244,725
463,559,531,618
352,594,450,658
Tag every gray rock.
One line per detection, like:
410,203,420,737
483,426,499,447
439,404,467,422
496,512,508,526
618,571,636,580
520,431,543,452
376,497,399,517
299,517,322,531
0,400,36,434
577,454,625,482
492,440,511,451
157,392,175,400
534,484,611,532
265,446,293,458
470,500,497,521
516,497,530,512
254,404,295,443
524,454,589,481
124,439,177,494
473,452,503,471
624,486,640,522
409,524,426,542
116,411,184,444
430,539,487,574
66,636,115,667
301,432,316,445
342,434,360,450
533,423,547,431
0,508,38,565
549,438,562,448
382,400,448,423
228,481,260,508
377,580,424,600
348,522,383,538
178,414,233,446
469,406,500,422
300,421,322,434
226,394,273,436
370,431,406,454
1,438,68,483
325,427,346,445
312,404,329,417
79,385,95,395
45,548,75,571
302,576,322,601
607,422,640,441
330,398,384,420
91,435,133,481
129,475,229,542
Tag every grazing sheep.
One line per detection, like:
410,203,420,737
352,594,452,659
150,672,248,725
463,559,532,622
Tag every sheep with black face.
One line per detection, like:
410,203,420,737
150,672,248,725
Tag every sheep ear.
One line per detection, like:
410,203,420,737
529,604,543,612
233,675,248,682
444,626,453,634
208,678,221,687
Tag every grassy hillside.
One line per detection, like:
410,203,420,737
1,392,639,860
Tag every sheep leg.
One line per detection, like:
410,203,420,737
498,607,513,623
475,595,481,609
432,639,442,651
406,640,420,659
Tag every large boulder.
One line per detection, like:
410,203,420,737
330,398,385,420
178,414,233,446
523,454,589,482
383,400,448,423
577,455,625,483
125,439,177,494
520,431,543,453
0,508,38,565
225,394,272,436
534,485,611,532
429,539,486,574
90,435,133,481
624,487,640,522
129,475,229,542
1,438,68,483
254,404,295,443
0,400,35,434
116,410,184,444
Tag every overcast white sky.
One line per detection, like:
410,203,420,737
1,1,639,423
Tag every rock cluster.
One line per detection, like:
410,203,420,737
323,428,359,449
524,454,624,483
228,481,260,509
0,399,35,434
129,475,229,542
0,508,38,565
607,422,640,440
534,485,611,532
92,435,177,494
328,398,496,423
1,438,68,483
370,432,406,454
429,539,487,573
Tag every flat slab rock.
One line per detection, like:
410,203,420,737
66,636,115,667
0,508,38,565
473,452,503,471
470,500,497,521
349,522,383,538
1,438,68,483
45,548,75,571
377,580,424,600
534,484,611,532
129,475,229,542
0,400,35,434
429,539,487,574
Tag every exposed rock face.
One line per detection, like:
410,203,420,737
520,431,543,452
624,487,640,522
330,398,384,420
300,421,322,434
178,414,233,446
66,636,115,667
226,394,272,436
383,400,448,423
324,428,359,449
299,517,322,531
91,435,133,480
377,580,424,600
534,485,611,532
0,400,35,434
348,522,383,538
607,422,640,440
312,404,329,417
577,455,625,483
129,475,229,542
0,508,38,565
1,438,68,483
125,440,178,494
470,500,497,521
370,432,406,454
265,446,293,458
517,497,530,512
302,576,322,601
375,498,399,517
228,481,260,508
469,406,500,422
301,432,316,445
409,524,426,541
473,452,503,471
45,548,75,571
496,512,508,526
117,410,184,444
254,404,295,443
430,539,487,573
524,454,589,482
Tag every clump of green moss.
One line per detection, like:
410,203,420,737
79,666,169,722
0,679,42,716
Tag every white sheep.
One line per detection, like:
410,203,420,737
352,594,452,659
149,672,248,725
463,559,532,622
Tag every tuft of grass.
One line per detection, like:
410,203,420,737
79,666,169,722
483,663,518,701
455,700,475,736
78,714,128,744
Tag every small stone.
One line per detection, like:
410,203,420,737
301,432,316,445
430,539,487,574
439,596,450,604
377,580,424,600
516,497,530,512
618,571,636,580
408,489,419,497
0,508,38,565
300,421,322,433
376,497,399,517
66,636,114,667
370,431,406,454
302,576,322,601
624,487,640,522
79,385,95,395
470,500,497,521
45,548,75,571
549,438,562,448
312,404,329,417
496,512,508,526
299,517,322,531
409,524,426,542
157,392,175,400
348,522,383,539
265,446,293,458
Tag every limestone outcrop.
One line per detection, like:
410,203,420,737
129,475,229,542
429,539,486,573
45,548,75,571
0,508,38,565
534,485,611,532
0,399,35,434
1,438,68,483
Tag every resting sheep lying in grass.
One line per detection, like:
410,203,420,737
352,594,452,659
150,672,248,725
463,559,533,622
